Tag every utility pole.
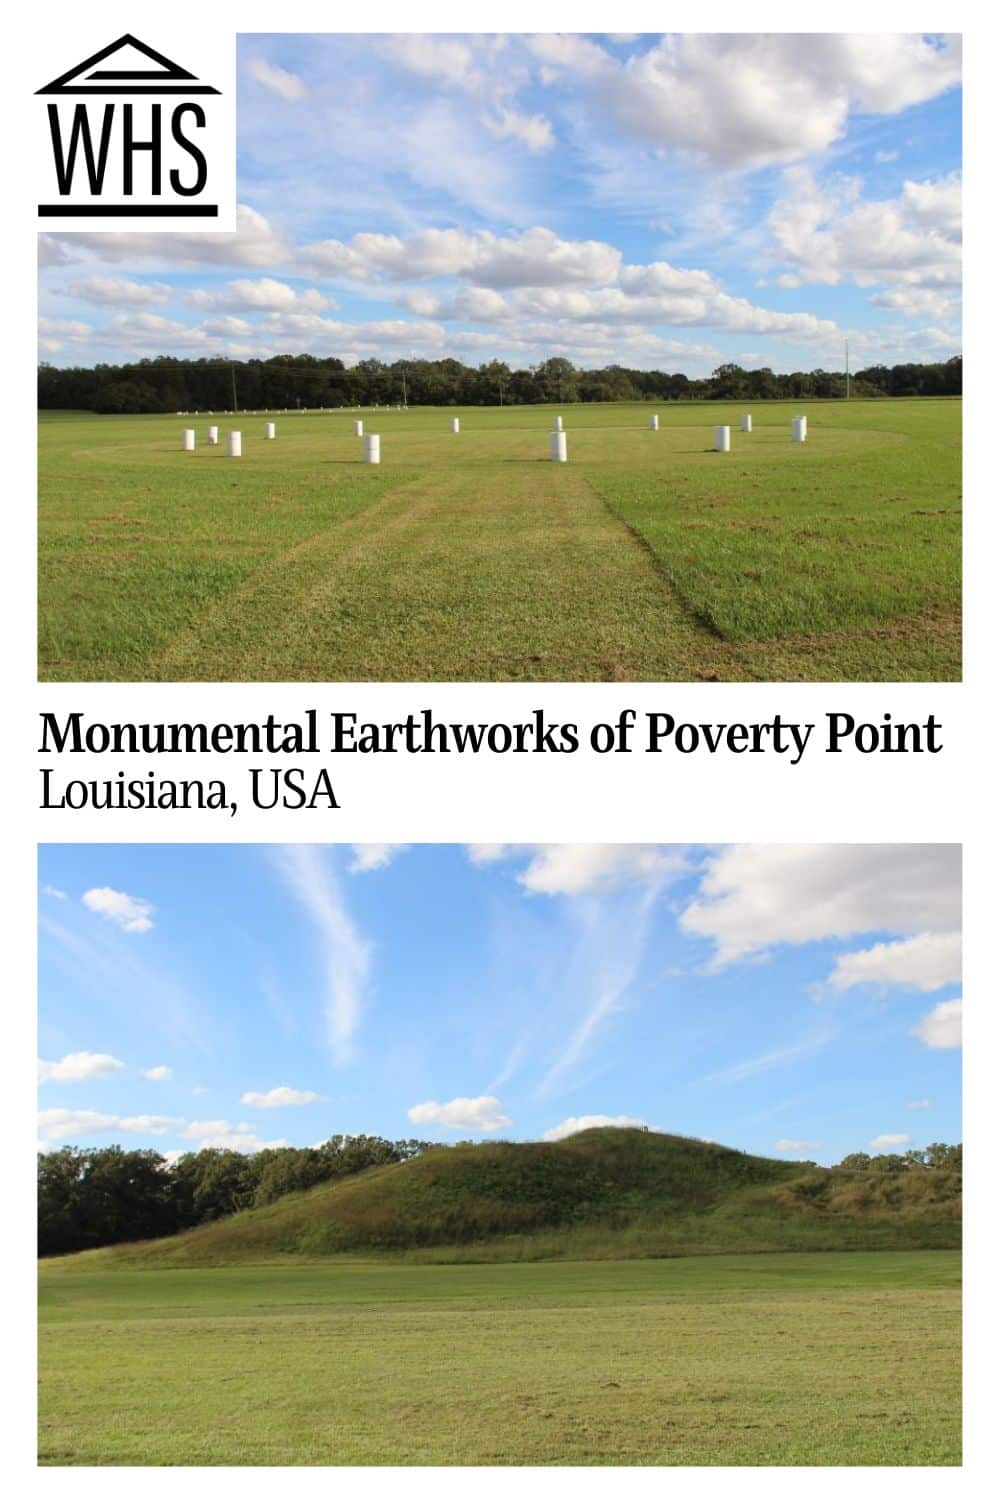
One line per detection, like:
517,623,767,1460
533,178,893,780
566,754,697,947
230,361,238,413
498,371,504,407
845,339,850,402
401,366,408,409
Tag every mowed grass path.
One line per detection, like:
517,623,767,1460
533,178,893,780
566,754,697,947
39,1251,960,1466
38,399,961,681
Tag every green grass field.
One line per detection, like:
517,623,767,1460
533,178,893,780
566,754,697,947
38,398,961,682
38,1250,960,1466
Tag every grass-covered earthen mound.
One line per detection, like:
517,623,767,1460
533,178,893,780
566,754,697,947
75,1128,961,1268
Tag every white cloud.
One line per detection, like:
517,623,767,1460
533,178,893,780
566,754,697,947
348,844,410,873
44,204,290,270
826,931,961,993
541,1113,648,1141
247,58,307,103
698,1028,836,1087
680,845,960,967
870,1132,911,1150
906,1098,931,1110
299,225,621,289
186,278,330,313
469,843,687,897
408,1095,512,1132
143,1065,172,1081
270,846,371,1064
38,1109,179,1143
65,276,170,307
483,107,554,153
530,33,960,170
182,1120,291,1152
41,884,67,900
774,1139,819,1154
769,168,961,294
240,1086,321,1109
912,997,962,1050
81,886,155,934
38,1051,124,1084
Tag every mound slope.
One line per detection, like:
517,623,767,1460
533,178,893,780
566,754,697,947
66,1129,961,1268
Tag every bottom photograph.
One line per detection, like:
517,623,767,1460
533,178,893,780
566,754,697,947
37,843,962,1467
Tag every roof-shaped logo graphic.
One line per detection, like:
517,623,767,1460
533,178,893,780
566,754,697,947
36,34,220,95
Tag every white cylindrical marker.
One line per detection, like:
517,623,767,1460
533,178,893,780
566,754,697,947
553,415,563,431
364,434,381,464
451,418,460,433
550,431,568,462
742,414,752,433
207,425,219,445
792,416,807,443
714,425,731,453
354,420,364,438
182,429,195,451
650,414,659,431
265,422,276,439
228,431,242,457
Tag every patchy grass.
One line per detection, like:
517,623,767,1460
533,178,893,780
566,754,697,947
38,1250,961,1465
38,398,961,681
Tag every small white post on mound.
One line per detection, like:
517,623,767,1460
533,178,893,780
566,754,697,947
649,414,659,431
227,431,242,458
354,419,364,438
791,416,807,444
553,415,563,431
182,428,196,451
207,425,219,445
550,430,568,463
742,413,752,433
451,417,460,433
714,424,731,453
265,422,276,440
364,434,381,465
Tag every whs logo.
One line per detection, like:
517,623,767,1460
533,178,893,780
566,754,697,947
35,32,235,231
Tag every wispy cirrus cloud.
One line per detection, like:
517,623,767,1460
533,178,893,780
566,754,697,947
269,847,371,1064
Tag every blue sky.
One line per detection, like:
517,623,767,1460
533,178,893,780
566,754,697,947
38,844,961,1164
38,33,961,375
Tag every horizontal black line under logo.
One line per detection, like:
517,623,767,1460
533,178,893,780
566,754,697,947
38,204,219,217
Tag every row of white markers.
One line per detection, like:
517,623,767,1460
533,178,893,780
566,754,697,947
181,413,809,463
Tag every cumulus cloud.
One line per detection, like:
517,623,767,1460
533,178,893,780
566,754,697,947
769,168,961,293
680,845,960,968
81,886,155,934
530,33,960,170
870,1132,911,1150
912,997,962,1050
240,1086,321,1109
143,1065,172,1081
468,843,687,897
182,1120,291,1152
299,225,621,289
825,931,961,993
38,1052,124,1084
186,278,330,313
541,1113,648,1141
348,844,410,873
408,1095,512,1132
247,58,307,103
270,847,371,1064
42,204,290,270
38,1109,179,1143
65,276,170,307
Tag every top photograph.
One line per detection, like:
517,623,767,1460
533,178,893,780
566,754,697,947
37,32,962,683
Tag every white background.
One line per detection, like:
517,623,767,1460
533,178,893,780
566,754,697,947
6,1,996,1491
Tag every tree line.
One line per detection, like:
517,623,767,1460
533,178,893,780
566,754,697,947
37,353,962,415
37,1135,437,1257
